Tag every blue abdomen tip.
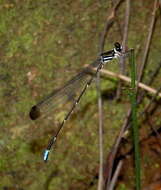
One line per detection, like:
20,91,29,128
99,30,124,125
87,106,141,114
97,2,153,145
44,150,50,162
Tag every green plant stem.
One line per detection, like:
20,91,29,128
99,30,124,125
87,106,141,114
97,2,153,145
129,49,141,190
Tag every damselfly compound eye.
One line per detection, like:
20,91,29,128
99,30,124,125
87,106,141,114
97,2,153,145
114,42,122,52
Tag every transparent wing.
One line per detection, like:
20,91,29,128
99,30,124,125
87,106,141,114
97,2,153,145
29,59,100,120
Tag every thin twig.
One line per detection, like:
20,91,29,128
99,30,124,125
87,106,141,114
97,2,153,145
91,64,161,189
137,61,161,103
121,0,159,137
99,0,124,53
137,0,158,83
126,61,161,129
97,34,104,190
96,72,104,190
116,0,130,100
103,3,159,178
97,1,125,189
147,119,161,148
111,0,124,39
141,86,161,115
90,67,161,98
108,160,123,190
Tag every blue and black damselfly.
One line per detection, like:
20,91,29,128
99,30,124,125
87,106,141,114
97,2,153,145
29,42,129,162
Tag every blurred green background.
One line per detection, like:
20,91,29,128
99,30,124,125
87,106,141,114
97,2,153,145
0,0,161,189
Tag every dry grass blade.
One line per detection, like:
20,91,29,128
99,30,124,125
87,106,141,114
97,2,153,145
90,67,161,98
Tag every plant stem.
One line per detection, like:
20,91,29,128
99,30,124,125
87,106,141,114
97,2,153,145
129,49,141,190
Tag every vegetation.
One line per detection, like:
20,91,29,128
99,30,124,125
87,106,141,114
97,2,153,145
0,0,161,189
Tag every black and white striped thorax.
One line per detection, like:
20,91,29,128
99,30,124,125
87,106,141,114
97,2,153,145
100,42,123,64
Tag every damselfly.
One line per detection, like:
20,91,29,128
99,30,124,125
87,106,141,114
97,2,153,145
29,42,129,162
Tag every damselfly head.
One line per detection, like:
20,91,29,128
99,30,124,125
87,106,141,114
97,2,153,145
114,42,122,52
29,105,41,120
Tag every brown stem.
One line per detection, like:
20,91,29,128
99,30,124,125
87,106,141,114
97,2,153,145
98,1,125,189
99,0,124,53
137,0,158,83
116,0,131,100
90,67,161,98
